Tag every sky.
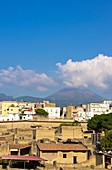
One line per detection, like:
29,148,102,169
0,0,112,98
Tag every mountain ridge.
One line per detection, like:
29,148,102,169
45,88,104,106
0,88,104,106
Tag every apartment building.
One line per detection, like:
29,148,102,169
75,102,112,121
102,100,112,105
44,107,60,118
86,103,110,115
2,101,35,116
66,105,77,118
2,101,20,116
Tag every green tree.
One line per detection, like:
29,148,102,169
35,108,48,117
88,113,112,151
10,104,15,107
87,113,112,133
100,130,112,151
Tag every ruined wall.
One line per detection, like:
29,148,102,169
61,126,83,140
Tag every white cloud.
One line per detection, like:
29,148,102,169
36,86,47,92
56,54,112,90
0,66,56,92
0,54,112,97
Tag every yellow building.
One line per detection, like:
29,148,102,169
66,105,77,118
34,101,56,110
37,143,89,165
2,101,19,116
43,100,56,107
2,101,34,116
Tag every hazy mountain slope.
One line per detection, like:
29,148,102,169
0,88,104,106
0,93,14,101
45,88,104,106
0,94,43,102
15,96,43,102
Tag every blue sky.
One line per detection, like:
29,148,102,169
0,0,112,98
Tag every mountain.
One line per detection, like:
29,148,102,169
0,94,43,102
45,88,104,106
0,93,14,101
0,88,104,106
15,96,43,102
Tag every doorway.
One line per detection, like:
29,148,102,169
73,156,77,164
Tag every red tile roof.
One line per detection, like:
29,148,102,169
0,137,6,141
0,155,46,161
37,143,88,151
9,144,31,150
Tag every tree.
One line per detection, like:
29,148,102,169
35,109,48,117
100,130,112,151
87,113,112,133
10,104,15,107
87,113,112,151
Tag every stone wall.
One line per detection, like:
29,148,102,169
36,127,55,141
61,126,83,140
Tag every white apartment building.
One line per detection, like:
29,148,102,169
75,102,112,121
0,113,33,121
75,106,86,121
86,103,110,115
102,100,112,105
44,107,60,118
0,114,19,121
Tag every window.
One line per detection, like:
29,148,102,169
84,136,88,138
73,156,77,164
63,154,67,158
55,110,58,113
33,130,36,140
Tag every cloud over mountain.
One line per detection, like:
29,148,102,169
56,54,112,92
0,54,112,97
0,66,55,92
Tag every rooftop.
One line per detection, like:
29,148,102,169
9,144,31,150
0,155,46,161
37,143,88,151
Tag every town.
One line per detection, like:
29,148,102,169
0,0,112,169
0,99,112,121
0,99,111,169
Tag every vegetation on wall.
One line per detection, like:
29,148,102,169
60,121,80,127
35,108,48,117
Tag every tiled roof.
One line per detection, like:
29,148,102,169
9,144,31,150
0,137,6,141
37,143,88,151
0,155,46,161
